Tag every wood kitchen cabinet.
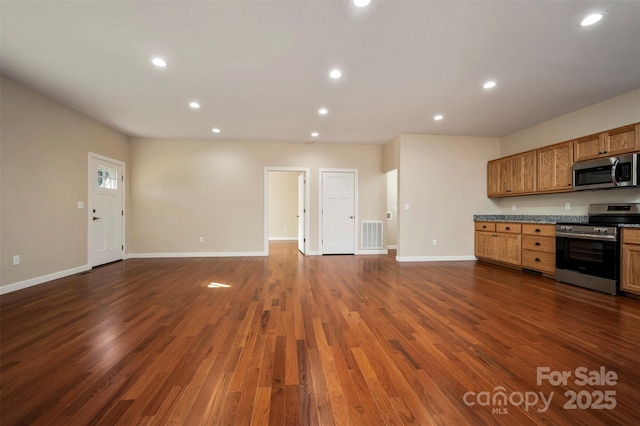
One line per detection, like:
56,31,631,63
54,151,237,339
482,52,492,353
486,121,639,198
521,224,556,275
474,222,521,266
487,162,500,197
537,141,573,193
621,228,640,296
487,151,536,197
574,124,639,162
475,221,558,275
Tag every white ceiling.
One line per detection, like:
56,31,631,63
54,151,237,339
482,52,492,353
1,1,639,144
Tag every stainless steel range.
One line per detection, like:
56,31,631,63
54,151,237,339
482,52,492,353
555,203,640,295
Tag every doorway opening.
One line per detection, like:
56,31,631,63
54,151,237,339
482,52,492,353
264,167,310,256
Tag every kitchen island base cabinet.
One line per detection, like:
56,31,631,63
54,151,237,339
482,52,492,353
621,229,640,296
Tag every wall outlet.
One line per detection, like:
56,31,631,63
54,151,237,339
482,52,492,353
432,239,438,246
565,203,571,210
512,204,517,211
13,255,20,266
199,236,204,243
284,227,287,232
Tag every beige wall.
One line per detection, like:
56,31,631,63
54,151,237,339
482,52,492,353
268,171,299,240
0,76,129,288
496,89,640,215
129,138,385,255
501,89,640,157
397,134,501,260
383,136,400,173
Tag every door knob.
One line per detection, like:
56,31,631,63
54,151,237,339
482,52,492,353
349,216,355,219
92,216,101,221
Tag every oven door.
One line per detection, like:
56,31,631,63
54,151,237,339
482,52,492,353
556,233,618,280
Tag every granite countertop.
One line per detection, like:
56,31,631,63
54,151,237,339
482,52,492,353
473,215,640,227
473,215,588,224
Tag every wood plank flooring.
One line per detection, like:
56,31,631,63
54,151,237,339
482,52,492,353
1,241,639,425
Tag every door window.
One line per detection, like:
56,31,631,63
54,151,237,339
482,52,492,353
98,166,118,189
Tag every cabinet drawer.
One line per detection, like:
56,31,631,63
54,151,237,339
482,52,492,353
475,222,496,232
522,235,555,253
496,223,521,234
622,228,640,245
522,224,555,237
522,249,555,274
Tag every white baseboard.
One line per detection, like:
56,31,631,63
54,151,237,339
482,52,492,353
0,264,91,295
386,245,398,249
268,237,298,241
127,251,267,259
396,255,477,262
306,251,322,256
356,249,389,255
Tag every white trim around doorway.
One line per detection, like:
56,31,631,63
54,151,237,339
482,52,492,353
88,152,126,267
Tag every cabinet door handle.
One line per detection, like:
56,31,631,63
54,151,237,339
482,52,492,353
535,228,541,233
482,225,487,229
535,258,541,262
505,226,511,230
535,242,541,246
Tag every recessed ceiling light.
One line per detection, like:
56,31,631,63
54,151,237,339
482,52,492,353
318,108,328,115
434,114,444,121
212,128,221,133
353,0,372,7
189,101,201,109
483,81,497,89
579,13,605,27
311,132,319,137
329,69,342,79
151,57,168,68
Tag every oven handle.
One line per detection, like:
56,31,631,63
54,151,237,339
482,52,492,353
556,231,617,242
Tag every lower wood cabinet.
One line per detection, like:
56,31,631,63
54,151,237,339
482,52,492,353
521,224,556,275
474,222,521,266
621,228,640,296
475,222,556,276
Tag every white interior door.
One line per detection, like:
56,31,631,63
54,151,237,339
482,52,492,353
297,173,305,254
89,154,124,267
322,171,355,254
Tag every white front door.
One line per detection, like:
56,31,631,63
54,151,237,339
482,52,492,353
322,171,356,254
89,154,124,267
297,173,305,254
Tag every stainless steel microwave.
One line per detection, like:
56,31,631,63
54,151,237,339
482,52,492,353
573,153,639,191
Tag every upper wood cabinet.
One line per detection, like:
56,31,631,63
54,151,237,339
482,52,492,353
487,122,639,198
537,141,573,193
488,150,537,197
574,124,639,162
487,161,500,196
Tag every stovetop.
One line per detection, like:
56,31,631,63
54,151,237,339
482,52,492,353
557,203,640,228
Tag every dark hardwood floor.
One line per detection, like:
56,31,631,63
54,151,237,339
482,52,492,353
1,241,639,425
